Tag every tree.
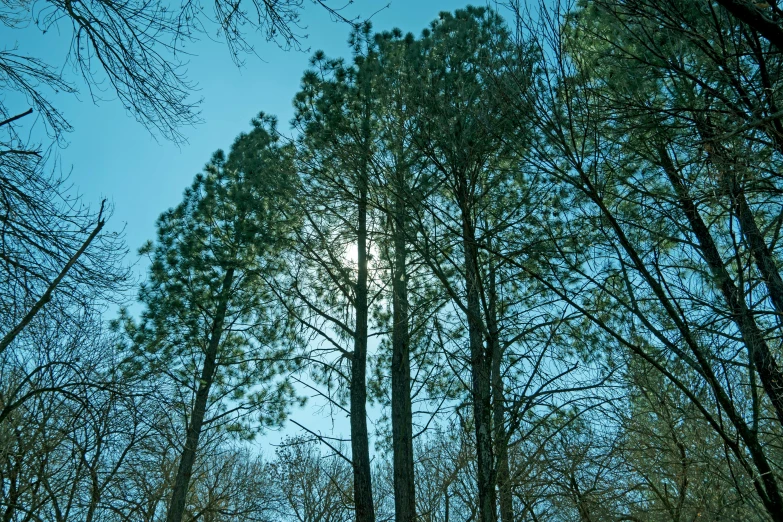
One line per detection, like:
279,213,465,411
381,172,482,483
373,31,419,522
0,0,356,142
367,28,449,522
0,106,135,522
498,0,783,517
269,436,353,522
122,114,300,522
289,28,380,522
413,422,479,522
409,8,526,521
0,308,158,522
0,112,130,362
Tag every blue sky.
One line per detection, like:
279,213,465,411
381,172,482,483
3,0,498,257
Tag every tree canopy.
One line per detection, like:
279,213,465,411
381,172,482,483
5,1,783,521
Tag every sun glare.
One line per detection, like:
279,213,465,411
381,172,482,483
343,243,359,266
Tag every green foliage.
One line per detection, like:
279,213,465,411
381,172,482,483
121,114,301,436
16,2,783,520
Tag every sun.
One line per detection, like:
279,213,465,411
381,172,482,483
343,242,359,267
341,240,379,273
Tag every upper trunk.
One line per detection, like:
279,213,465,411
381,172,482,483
659,148,783,428
714,0,783,52
488,260,513,522
391,189,416,522
731,186,783,324
351,127,375,521
166,267,235,522
458,178,497,522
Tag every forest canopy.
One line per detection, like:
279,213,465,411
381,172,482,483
3,0,783,521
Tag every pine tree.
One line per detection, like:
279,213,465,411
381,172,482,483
290,30,379,520
122,114,300,522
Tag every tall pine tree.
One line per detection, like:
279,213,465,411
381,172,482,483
122,115,300,522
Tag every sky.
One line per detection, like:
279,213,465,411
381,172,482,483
3,0,506,256
2,0,507,453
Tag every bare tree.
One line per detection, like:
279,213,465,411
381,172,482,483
269,436,354,522
0,0,358,142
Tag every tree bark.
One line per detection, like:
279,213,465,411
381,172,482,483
732,187,783,320
351,134,375,522
714,0,783,52
2,453,20,522
391,189,416,522
659,148,783,429
458,178,497,522
488,261,513,522
166,267,234,522
698,117,783,324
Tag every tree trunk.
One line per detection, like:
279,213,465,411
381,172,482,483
2,454,20,522
352,151,375,522
166,267,234,522
659,148,783,428
570,475,593,522
732,187,783,320
496,450,513,522
391,190,416,522
699,119,783,324
488,261,513,522
714,0,783,52
459,180,496,522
